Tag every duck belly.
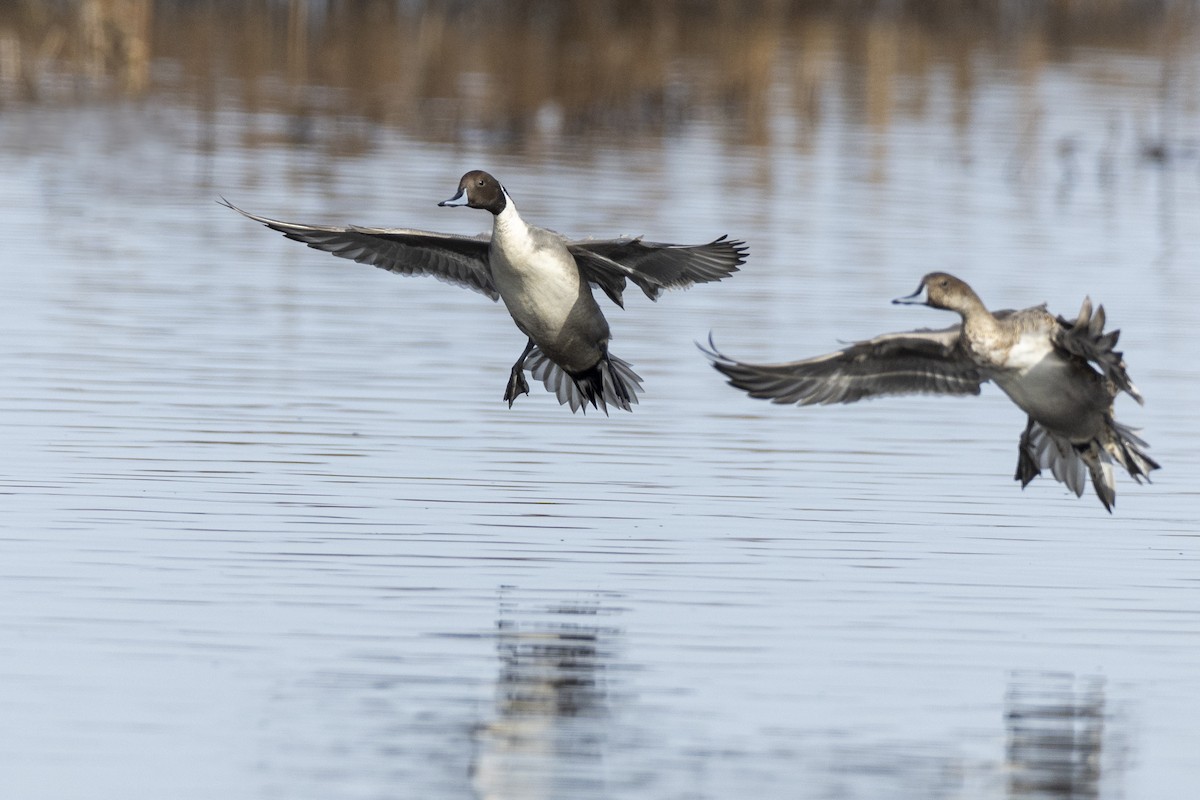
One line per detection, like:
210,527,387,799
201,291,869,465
492,252,608,374
994,356,1107,441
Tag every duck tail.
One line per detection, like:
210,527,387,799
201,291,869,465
1081,445,1117,514
1017,419,1159,512
1105,420,1161,484
604,353,643,411
1021,422,1089,499
569,354,642,415
572,363,609,414
525,347,643,414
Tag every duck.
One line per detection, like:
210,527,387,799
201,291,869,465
703,272,1158,511
223,170,747,413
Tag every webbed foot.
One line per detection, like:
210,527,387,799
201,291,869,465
1014,418,1041,487
504,369,530,408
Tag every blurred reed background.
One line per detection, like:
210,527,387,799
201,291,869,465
0,0,1194,154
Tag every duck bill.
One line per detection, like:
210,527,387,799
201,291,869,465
892,281,929,306
438,189,469,207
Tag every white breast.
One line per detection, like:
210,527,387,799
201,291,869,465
1002,331,1056,372
490,207,581,340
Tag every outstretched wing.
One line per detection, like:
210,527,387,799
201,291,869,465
1054,297,1143,404
569,235,747,307
221,199,499,300
701,326,985,406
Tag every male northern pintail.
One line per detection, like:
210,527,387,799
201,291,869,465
703,272,1158,511
224,171,746,413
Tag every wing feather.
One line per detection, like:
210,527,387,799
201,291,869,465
221,199,498,300
701,326,985,406
1053,297,1143,404
570,235,747,304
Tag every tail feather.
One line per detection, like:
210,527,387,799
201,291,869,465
525,346,642,414
1032,429,1088,499
1105,420,1160,483
1015,419,1159,512
1084,450,1117,513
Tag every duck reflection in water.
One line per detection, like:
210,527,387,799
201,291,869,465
470,596,620,800
1006,672,1115,799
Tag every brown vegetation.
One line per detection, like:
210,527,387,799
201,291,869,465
0,0,1194,146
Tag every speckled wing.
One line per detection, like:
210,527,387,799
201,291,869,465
221,199,498,300
702,326,985,406
570,235,748,306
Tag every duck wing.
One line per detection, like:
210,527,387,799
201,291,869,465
221,199,498,300
569,235,747,307
701,326,984,405
1053,297,1143,404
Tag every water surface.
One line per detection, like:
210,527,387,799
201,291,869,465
1,4,1199,798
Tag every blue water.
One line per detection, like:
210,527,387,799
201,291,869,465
1,33,1198,800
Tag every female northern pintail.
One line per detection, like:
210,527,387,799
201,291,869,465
703,272,1158,511
224,170,746,413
